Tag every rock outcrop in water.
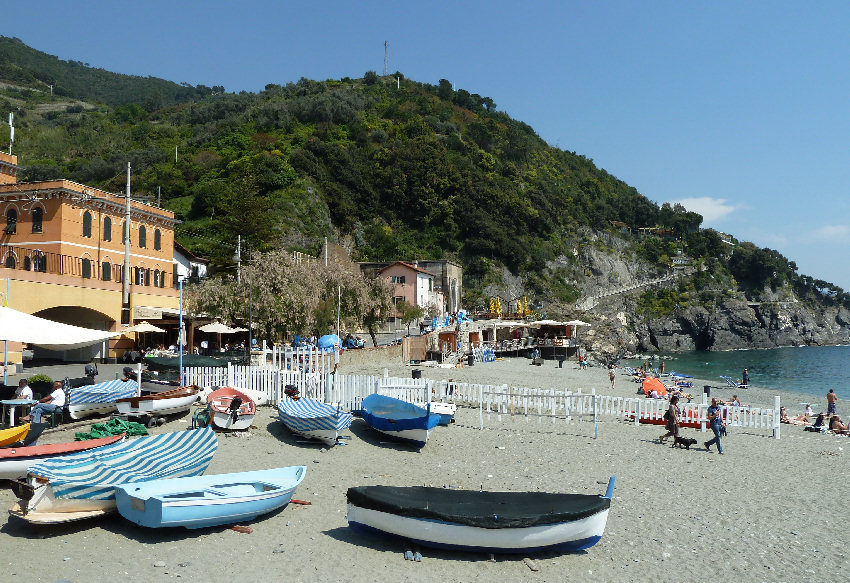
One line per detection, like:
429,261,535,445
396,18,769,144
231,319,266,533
535,230,850,361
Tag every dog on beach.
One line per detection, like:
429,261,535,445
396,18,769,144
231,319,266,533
672,436,698,449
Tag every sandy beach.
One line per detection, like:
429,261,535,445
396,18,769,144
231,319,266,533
1,354,847,582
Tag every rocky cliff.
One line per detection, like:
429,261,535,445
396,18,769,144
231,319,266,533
536,230,850,361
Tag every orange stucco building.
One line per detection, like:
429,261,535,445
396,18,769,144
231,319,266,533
0,152,181,362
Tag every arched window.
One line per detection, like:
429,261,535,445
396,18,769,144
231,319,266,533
81,258,92,279
31,207,43,233
102,262,112,281
103,217,112,241
138,225,147,248
82,211,92,238
33,252,46,272
5,254,15,268
154,229,161,251
153,269,160,287
5,209,17,235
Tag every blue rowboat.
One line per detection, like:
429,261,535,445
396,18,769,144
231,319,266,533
278,398,352,446
347,477,616,554
115,466,306,529
9,428,218,524
68,379,139,420
360,394,441,448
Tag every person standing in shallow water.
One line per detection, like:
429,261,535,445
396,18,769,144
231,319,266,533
741,368,749,387
827,389,838,416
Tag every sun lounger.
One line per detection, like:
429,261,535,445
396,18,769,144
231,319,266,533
719,376,748,389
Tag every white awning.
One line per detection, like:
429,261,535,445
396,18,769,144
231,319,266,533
0,306,121,350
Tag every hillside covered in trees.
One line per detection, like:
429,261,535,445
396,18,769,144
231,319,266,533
1,36,848,351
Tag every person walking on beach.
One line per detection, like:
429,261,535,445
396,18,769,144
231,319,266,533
827,389,838,416
705,397,726,454
659,395,681,443
608,364,616,390
741,368,749,387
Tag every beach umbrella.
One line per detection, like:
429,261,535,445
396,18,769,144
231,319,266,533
642,377,668,397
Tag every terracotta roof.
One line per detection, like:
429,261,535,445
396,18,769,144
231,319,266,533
377,261,435,277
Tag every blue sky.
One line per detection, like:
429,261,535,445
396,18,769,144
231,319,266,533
5,1,850,289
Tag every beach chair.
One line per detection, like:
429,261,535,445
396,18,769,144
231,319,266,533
719,376,748,389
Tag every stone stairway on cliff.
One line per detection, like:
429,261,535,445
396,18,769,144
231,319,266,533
576,272,676,311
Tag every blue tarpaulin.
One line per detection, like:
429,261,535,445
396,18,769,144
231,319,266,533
318,334,342,350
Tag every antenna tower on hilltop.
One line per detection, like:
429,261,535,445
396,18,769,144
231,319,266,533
384,41,389,76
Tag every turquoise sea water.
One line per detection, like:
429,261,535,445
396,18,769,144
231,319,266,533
626,344,850,400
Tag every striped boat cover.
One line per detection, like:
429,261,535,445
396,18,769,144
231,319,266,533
28,427,218,500
69,379,138,405
278,398,353,434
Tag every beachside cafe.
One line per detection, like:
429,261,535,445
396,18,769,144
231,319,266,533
481,319,591,361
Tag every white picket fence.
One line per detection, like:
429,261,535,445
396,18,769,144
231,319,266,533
182,364,782,438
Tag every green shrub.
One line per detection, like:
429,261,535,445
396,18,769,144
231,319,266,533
27,374,53,385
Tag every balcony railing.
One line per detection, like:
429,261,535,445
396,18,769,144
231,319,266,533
0,243,175,289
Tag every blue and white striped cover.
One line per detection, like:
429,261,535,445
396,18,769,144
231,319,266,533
68,379,138,405
28,427,218,501
278,398,353,434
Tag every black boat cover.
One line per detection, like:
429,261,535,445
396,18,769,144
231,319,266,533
346,486,610,529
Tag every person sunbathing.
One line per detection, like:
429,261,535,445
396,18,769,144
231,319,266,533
780,407,809,425
829,415,849,434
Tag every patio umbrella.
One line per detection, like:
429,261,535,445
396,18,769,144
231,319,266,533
198,321,238,352
125,321,166,333
198,322,238,334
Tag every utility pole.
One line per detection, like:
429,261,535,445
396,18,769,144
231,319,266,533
157,185,161,208
121,163,132,325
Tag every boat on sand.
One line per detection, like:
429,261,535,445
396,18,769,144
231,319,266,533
9,427,218,524
0,433,124,480
346,477,616,554
115,465,306,529
115,385,200,418
360,394,441,448
278,397,353,446
207,387,256,430
68,379,139,420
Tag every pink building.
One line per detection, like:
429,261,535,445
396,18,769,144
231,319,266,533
378,261,443,315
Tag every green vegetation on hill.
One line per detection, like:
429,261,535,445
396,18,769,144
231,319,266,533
1,38,847,313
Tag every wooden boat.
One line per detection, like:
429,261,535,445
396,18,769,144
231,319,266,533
207,387,256,430
115,465,306,529
346,477,616,554
0,434,124,480
9,427,218,524
0,423,30,447
200,385,268,406
360,394,441,448
277,397,353,446
115,385,200,417
68,379,139,420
